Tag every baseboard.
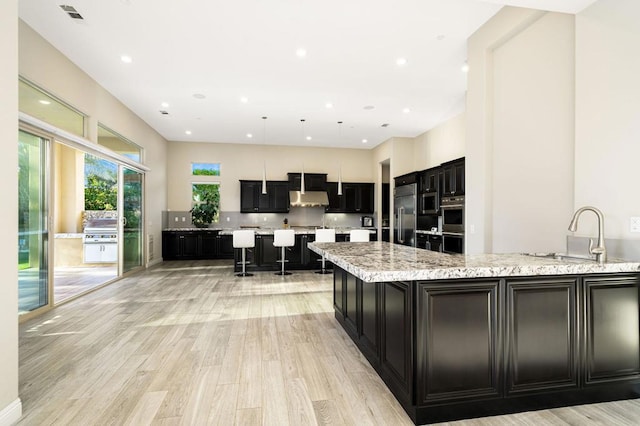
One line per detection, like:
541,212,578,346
147,258,163,268
0,398,22,426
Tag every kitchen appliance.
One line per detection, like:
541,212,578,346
394,184,417,247
419,191,438,215
83,218,118,263
442,232,464,254
441,196,464,233
361,216,373,227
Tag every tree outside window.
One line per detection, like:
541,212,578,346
191,183,220,226
84,154,117,210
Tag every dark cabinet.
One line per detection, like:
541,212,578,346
381,281,413,403
240,180,289,213
416,280,500,403
381,228,390,242
419,167,441,194
359,281,379,361
344,273,359,336
288,173,327,191
217,234,234,259
382,183,390,218
334,267,345,316
163,230,225,260
584,275,640,385
325,182,374,213
442,158,465,196
200,231,219,258
505,278,579,394
394,172,417,187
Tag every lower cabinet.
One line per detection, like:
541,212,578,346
416,280,500,403
162,231,234,260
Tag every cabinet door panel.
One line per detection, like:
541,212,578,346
381,281,412,401
344,273,358,335
506,279,578,394
334,267,345,316
182,233,200,258
258,235,279,265
585,276,640,384
417,280,500,403
200,232,218,259
360,281,378,359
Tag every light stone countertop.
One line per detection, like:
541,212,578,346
308,241,640,282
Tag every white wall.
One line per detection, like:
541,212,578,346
167,141,375,211
19,21,168,265
466,7,575,254
414,112,466,170
0,2,20,424
575,0,640,241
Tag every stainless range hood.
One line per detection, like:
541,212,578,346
289,190,329,207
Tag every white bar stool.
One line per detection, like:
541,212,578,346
274,229,295,276
349,229,370,242
233,230,255,277
315,228,336,274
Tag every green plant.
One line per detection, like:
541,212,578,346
190,184,219,227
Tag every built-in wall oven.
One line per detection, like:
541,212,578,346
442,232,464,254
441,196,464,233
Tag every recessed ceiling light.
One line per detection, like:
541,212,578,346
39,100,51,105
325,102,333,109
306,136,312,141
193,93,206,99
461,62,470,73
161,102,169,108
363,105,375,110
403,108,411,114
296,48,307,58
362,139,368,144
396,57,408,66
246,133,253,138
120,55,133,64
185,130,192,135
240,97,249,103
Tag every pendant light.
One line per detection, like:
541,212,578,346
300,119,306,194
337,121,343,196
261,117,267,194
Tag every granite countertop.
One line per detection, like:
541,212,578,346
308,241,640,282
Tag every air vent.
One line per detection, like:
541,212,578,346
59,5,84,20
159,110,169,115
381,123,390,127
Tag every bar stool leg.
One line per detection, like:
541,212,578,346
236,247,253,277
316,255,332,274
275,246,291,276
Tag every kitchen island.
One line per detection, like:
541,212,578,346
308,241,640,424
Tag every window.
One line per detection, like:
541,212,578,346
191,183,220,225
85,154,118,210
192,163,220,176
97,124,142,162
19,78,85,137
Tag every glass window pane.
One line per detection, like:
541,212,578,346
19,79,85,137
192,163,220,176
97,125,142,162
85,154,118,211
123,168,143,273
192,183,220,225
18,130,49,313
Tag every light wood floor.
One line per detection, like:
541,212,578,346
18,260,640,425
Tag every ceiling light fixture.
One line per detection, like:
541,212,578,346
325,102,333,109
185,130,192,135
337,121,343,196
246,133,253,138
261,117,268,194
403,108,411,114
306,136,312,141
38,100,51,105
396,57,408,66
461,62,470,73
161,102,169,108
240,97,248,103
296,48,307,58
300,119,306,194
120,55,133,64
362,139,368,144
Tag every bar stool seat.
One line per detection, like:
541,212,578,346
274,229,295,276
315,228,336,274
349,229,370,242
233,230,255,277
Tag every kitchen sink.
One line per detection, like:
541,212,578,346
523,252,597,262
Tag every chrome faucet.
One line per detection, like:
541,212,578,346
568,206,607,263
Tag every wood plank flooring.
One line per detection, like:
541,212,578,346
18,260,640,425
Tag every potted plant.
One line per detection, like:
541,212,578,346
190,186,219,228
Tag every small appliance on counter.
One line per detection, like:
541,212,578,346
361,216,373,227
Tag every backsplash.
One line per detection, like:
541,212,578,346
567,236,640,261
163,207,373,230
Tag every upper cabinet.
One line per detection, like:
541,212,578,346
441,158,465,196
288,173,327,191
394,172,417,187
419,167,441,194
326,182,374,214
240,180,290,213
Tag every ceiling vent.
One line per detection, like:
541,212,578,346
381,123,390,127
59,5,84,20
159,110,169,115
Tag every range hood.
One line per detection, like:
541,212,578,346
289,190,329,207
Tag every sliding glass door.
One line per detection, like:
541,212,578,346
122,167,143,273
18,130,49,314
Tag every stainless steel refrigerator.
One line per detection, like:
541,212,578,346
394,184,417,247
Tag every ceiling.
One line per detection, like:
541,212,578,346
18,0,597,149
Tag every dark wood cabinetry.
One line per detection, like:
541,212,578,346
162,230,234,260
506,278,578,394
441,158,465,196
240,180,290,213
584,275,640,385
394,172,417,187
287,172,327,191
419,167,441,194
325,182,374,213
